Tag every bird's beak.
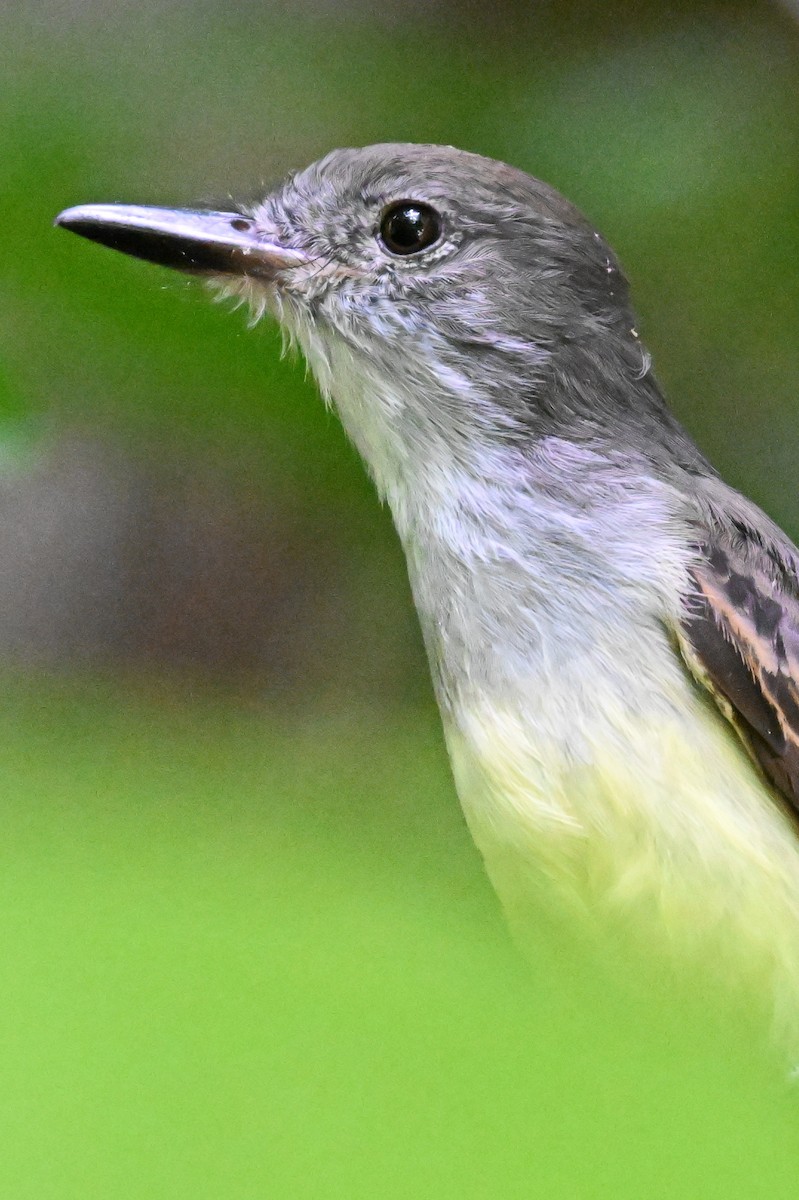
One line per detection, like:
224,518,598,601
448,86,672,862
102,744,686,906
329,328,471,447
54,203,310,278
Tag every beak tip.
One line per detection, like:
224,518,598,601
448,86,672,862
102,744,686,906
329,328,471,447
54,205,100,234
55,204,83,225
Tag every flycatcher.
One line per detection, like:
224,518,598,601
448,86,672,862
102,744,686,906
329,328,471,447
56,144,799,1045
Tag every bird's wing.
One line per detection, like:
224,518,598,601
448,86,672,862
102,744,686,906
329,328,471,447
676,497,799,815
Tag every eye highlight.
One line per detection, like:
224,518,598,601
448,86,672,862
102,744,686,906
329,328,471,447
378,201,442,256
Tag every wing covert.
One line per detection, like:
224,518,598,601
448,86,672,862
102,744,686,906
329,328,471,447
678,516,799,814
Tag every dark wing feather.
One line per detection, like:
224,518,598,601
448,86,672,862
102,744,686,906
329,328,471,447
677,511,799,815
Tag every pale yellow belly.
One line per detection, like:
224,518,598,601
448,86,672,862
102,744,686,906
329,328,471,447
444,692,799,1049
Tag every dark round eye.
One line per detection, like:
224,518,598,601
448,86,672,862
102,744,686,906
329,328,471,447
379,202,442,256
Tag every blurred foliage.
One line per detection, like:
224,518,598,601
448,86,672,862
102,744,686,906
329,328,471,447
0,673,797,1199
1,0,799,1194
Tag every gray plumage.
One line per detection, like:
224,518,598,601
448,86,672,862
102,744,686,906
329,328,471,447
56,144,799,1052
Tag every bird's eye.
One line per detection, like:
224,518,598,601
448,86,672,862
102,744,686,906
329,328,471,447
379,202,442,256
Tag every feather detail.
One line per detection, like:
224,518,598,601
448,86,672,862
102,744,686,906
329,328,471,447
677,518,799,816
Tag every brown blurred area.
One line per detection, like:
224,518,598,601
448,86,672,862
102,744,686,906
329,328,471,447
0,433,425,698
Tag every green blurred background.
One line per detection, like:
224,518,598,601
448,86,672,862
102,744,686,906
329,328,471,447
2,0,799,1195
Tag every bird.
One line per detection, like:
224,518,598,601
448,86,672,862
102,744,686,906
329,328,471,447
56,143,799,1050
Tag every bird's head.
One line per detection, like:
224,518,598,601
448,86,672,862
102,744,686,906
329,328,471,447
57,143,650,498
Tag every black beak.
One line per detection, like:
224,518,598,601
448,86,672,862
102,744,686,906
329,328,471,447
54,203,309,278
